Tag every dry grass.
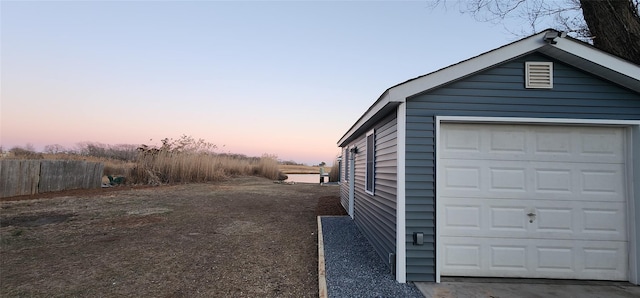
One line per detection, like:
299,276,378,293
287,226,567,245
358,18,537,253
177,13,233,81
328,161,340,182
8,151,284,185
7,149,343,185
129,152,283,184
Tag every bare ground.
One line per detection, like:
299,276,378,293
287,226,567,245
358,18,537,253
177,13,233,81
0,176,346,297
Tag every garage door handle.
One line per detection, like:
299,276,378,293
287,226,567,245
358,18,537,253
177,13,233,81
527,212,536,223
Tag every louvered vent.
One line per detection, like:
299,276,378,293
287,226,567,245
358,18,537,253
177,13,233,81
525,62,553,89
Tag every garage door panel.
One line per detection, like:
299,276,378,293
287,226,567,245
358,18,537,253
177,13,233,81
442,126,482,153
440,197,626,241
536,246,574,273
491,207,527,231
535,207,573,233
442,243,481,270
441,123,624,163
439,123,628,281
536,241,627,281
578,128,625,159
582,246,627,280
580,168,625,196
443,204,481,230
442,166,481,190
440,160,625,202
533,130,572,156
441,237,627,280
490,245,528,271
582,207,626,236
489,128,527,154
535,169,571,193
490,167,526,192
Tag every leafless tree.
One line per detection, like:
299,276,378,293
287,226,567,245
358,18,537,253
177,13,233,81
44,144,67,154
431,0,640,64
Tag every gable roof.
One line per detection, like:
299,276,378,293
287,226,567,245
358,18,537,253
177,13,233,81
338,29,640,147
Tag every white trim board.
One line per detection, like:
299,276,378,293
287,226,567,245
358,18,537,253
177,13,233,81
434,116,640,285
365,129,375,196
544,36,640,83
629,126,640,285
348,145,355,219
396,103,407,283
435,116,640,126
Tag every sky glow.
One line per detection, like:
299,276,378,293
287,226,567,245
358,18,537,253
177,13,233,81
1,0,530,165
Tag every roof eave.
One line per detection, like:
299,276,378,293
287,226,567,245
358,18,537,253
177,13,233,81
337,29,640,147
539,36,640,92
337,91,399,147
337,30,552,147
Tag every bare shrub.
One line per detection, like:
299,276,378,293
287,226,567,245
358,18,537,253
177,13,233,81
8,146,43,159
75,142,138,161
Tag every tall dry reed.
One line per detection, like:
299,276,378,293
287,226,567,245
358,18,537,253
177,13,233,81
329,161,340,182
129,151,282,184
3,139,285,185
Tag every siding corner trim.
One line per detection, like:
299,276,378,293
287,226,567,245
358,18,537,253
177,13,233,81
396,103,407,283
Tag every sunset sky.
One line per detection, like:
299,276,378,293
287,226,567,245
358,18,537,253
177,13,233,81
1,1,541,165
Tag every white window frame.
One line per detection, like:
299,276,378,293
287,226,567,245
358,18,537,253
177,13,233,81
365,129,375,195
344,147,350,182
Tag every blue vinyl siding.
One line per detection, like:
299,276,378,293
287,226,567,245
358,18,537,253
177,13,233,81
404,53,640,281
339,112,398,268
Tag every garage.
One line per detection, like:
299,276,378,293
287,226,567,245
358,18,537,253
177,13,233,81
338,30,640,283
438,122,629,281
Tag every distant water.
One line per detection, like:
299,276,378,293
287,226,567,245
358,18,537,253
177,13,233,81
285,174,323,184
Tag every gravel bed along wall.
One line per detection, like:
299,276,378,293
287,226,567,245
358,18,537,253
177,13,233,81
321,216,424,298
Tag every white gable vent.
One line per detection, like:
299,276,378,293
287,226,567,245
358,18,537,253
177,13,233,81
525,62,553,89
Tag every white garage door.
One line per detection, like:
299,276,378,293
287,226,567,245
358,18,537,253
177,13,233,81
438,123,628,281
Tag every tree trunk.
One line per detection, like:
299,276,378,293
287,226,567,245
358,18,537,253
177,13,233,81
579,0,640,64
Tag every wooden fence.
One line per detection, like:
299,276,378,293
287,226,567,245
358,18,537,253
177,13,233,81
0,160,104,198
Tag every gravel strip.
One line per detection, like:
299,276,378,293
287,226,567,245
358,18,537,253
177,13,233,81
321,216,424,298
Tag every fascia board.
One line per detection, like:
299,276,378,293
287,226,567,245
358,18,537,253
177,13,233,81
387,31,549,101
337,92,392,146
338,32,550,146
552,37,640,81
541,37,640,93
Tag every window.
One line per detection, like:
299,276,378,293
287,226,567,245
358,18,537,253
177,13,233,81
525,62,553,89
344,147,350,182
365,130,375,194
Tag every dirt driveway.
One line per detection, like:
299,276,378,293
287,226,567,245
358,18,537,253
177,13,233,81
0,176,346,297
